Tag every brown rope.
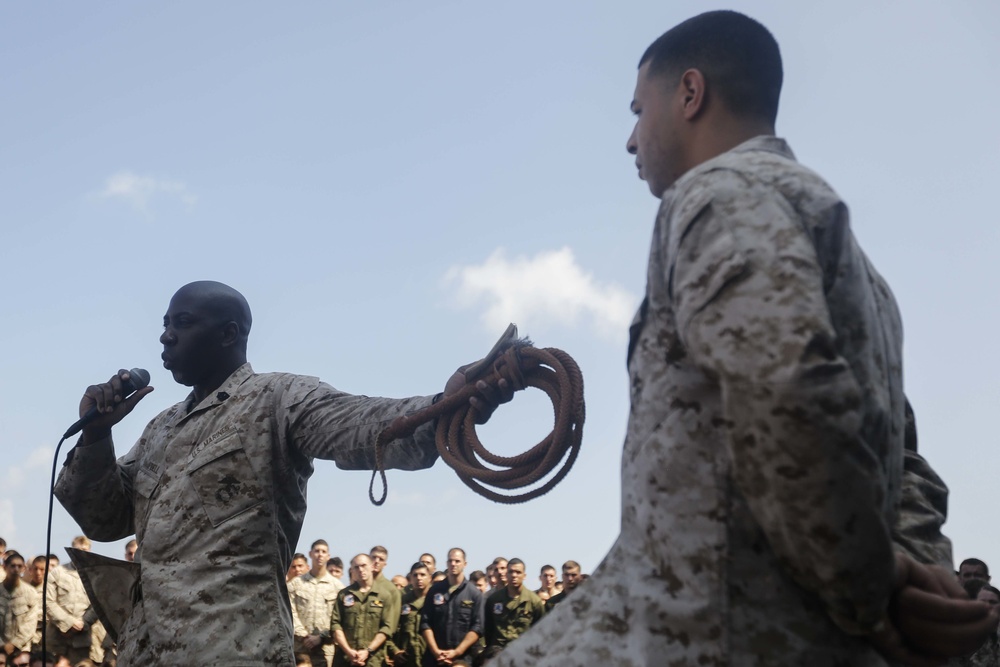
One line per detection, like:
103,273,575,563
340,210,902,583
369,341,585,505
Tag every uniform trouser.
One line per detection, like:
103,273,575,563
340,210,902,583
294,638,334,667
45,628,93,665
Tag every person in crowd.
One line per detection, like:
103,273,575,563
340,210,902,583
431,572,447,584
123,540,137,563
1,552,40,657
534,566,557,603
420,548,484,667
960,559,991,584
289,539,343,667
369,546,401,638
331,555,391,667
388,562,432,667
43,537,94,665
287,553,309,583
419,555,436,573
470,571,489,594
327,557,345,583
391,576,408,590
543,561,581,611
484,558,545,651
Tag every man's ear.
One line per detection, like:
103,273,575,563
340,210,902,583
220,321,240,348
679,68,707,121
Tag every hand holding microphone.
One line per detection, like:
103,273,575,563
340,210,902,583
65,368,154,440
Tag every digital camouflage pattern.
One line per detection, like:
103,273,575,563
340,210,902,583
55,363,438,666
949,633,1000,667
289,569,344,666
493,137,953,666
45,563,95,660
0,578,40,652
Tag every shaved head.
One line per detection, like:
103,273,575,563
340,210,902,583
173,281,252,342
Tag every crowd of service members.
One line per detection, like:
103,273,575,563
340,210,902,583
10,535,998,667
0,535,587,667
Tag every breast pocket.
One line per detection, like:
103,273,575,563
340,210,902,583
187,431,265,527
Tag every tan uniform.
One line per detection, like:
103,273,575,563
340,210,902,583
0,581,40,652
55,363,438,666
289,569,345,667
495,136,954,666
44,563,93,663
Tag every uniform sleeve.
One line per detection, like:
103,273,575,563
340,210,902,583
893,399,953,568
12,588,40,650
44,568,79,633
469,590,485,638
670,175,894,635
418,589,436,634
280,377,439,471
381,586,401,636
330,592,344,634
377,597,395,639
54,434,141,542
288,579,308,638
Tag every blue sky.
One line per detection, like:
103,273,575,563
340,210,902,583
2,0,998,582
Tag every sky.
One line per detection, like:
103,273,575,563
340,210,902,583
1,0,999,584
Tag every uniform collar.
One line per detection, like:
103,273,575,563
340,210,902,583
171,363,255,425
664,135,795,200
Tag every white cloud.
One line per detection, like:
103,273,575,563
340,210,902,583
444,247,637,341
3,444,53,491
97,170,196,213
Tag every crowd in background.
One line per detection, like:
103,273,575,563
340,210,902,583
0,536,587,667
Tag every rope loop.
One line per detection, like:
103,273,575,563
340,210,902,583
369,338,584,505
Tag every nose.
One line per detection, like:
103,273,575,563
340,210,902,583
160,328,176,346
626,125,638,155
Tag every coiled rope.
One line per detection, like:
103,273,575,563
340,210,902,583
369,335,585,505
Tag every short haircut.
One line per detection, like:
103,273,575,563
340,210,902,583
328,556,344,569
410,561,430,574
310,539,329,550
3,550,24,566
469,570,487,583
961,558,990,576
982,585,1000,598
507,558,525,570
351,553,372,567
370,545,388,557
126,538,137,549
492,556,508,566
562,560,581,572
291,552,308,563
71,535,91,549
0,537,6,549
31,555,47,566
420,552,436,565
639,10,782,126
540,564,556,574
448,547,466,560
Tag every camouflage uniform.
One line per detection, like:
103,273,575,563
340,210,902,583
55,363,438,666
289,569,345,667
330,585,392,667
44,563,93,663
484,587,544,648
388,590,427,667
494,136,954,666
0,580,40,652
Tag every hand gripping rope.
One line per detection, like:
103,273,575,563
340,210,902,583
369,326,585,505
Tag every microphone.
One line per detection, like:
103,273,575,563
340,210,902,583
63,368,151,439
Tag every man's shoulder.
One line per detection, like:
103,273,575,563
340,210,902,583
485,588,507,605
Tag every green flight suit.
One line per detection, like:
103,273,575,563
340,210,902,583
484,587,545,648
388,590,428,667
330,585,392,667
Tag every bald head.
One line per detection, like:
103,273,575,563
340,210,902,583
173,281,252,342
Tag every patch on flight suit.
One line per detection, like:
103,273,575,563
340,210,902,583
344,594,355,607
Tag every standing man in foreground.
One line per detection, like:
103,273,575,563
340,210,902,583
54,280,508,666
495,10,997,666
